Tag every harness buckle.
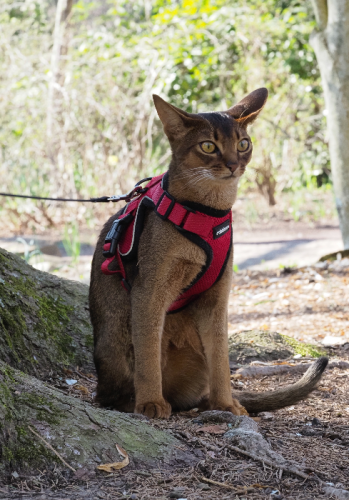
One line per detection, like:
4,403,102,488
155,191,175,220
103,212,134,258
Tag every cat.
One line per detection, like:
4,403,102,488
89,88,328,418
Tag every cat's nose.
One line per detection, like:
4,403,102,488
226,161,239,172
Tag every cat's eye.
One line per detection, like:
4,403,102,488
237,139,250,152
200,141,216,154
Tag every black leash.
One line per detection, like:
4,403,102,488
0,177,153,204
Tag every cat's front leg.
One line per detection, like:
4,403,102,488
202,308,248,416
131,248,200,418
131,279,172,418
196,265,248,416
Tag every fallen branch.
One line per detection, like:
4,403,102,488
198,476,268,495
28,425,76,473
226,444,310,481
198,476,266,493
236,360,349,378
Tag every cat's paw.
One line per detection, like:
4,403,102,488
135,399,172,419
210,398,248,416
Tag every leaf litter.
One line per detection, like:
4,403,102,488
3,263,349,499
97,444,130,473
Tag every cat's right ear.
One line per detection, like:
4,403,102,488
153,95,202,141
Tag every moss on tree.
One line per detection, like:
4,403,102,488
0,247,93,377
0,361,195,477
228,330,326,364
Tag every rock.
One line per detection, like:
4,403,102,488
168,489,187,499
319,249,349,262
259,412,273,421
323,486,349,499
224,416,287,464
300,427,320,437
193,410,240,425
197,483,210,490
228,330,326,363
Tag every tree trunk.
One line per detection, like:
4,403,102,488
310,0,349,249
0,247,94,378
0,248,198,478
0,361,195,478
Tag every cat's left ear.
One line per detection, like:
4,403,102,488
226,88,268,127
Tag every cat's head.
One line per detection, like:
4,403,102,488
153,88,267,207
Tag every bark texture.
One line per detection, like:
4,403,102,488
0,247,94,378
0,247,198,477
0,361,195,478
310,0,349,249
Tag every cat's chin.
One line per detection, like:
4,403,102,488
217,172,241,181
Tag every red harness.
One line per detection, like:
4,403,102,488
101,172,232,313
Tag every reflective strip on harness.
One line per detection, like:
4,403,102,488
101,172,233,313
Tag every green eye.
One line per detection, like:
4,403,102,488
237,139,250,152
201,141,216,154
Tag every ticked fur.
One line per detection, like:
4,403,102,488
90,88,328,418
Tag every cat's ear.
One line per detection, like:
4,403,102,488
153,95,203,140
226,88,268,127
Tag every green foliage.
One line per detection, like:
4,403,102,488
0,0,330,230
63,222,81,265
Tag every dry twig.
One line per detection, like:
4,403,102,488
28,425,76,473
199,476,266,493
226,444,310,481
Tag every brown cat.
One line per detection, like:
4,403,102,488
89,88,328,418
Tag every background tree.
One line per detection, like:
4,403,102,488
0,0,333,232
310,0,349,249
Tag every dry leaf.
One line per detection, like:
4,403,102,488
97,444,129,472
197,424,227,434
74,385,90,395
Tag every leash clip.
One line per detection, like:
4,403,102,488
107,177,153,203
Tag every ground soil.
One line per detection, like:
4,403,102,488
1,194,349,500
2,263,349,500
2,350,349,500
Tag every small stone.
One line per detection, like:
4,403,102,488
65,379,77,386
130,494,138,500
312,417,322,427
197,483,210,490
168,490,186,499
260,412,273,421
12,471,19,478
300,427,318,437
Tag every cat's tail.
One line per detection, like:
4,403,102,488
234,356,328,413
